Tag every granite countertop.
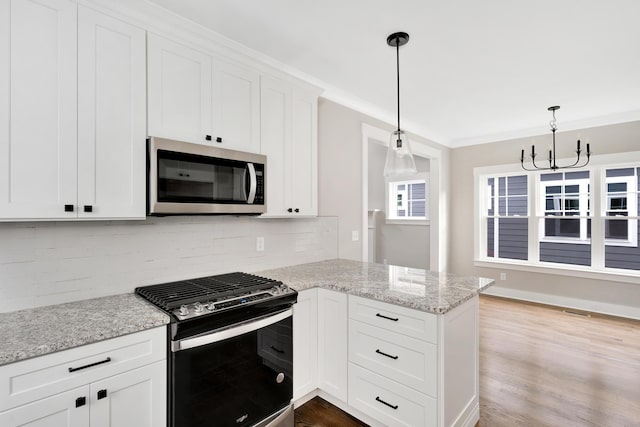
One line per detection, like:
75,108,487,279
256,259,495,314
0,259,492,367
0,294,170,366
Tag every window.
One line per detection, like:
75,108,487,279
475,155,640,276
485,174,528,260
387,177,428,221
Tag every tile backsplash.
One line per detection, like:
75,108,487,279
0,216,338,312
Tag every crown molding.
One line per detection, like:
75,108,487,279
449,109,640,148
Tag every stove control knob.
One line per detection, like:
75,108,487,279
179,305,189,316
207,302,216,311
194,302,204,313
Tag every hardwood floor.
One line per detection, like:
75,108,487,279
295,397,368,427
294,296,640,426
479,295,640,427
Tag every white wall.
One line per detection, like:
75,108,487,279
450,120,640,318
368,141,431,269
0,216,337,312
318,98,448,264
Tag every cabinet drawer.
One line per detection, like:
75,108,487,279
349,320,437,397
348,363,436,427
349,295,438,344
0,327,165,412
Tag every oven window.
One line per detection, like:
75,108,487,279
157,150,249,203
172,316,293,427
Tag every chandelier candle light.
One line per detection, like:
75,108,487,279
521,106,591,171
383,31,417,177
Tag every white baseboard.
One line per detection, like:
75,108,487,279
458,401,479,427
483,286,640,320
293,390,317,409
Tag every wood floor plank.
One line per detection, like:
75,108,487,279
479,295,640,427
295,397,368,427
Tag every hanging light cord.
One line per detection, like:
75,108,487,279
395,39,401,134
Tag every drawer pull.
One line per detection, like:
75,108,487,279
97,389,108,400
68,357,112,373
75,396,86,408
376,313,399,322
375,396,398,410
375,349,399,360
270,345,285,354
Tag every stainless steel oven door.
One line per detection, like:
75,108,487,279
170,309,293,427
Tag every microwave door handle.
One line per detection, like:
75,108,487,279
246,163,257,204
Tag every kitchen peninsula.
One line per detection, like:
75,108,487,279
257,259,494,427
0,259,492,427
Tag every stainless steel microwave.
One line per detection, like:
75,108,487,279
147,137,266,215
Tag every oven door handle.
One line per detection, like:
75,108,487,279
171,308,292,352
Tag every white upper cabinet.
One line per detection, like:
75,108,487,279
290,90,318,216
213,61,260,154
77,5,146,219
147,34,260,153
0,0,78,220
147,34,212,145
0,1,146,220
260,76,318,217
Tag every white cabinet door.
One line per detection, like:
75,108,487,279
213,60,260,153
147,34,212,145
0,386,89,427
291,90,318,216
77,6,146,219
260,76,318,217
317,289,348,402
293,288,318,401
260,75,291,216
0,0,77,219
90,361,166,427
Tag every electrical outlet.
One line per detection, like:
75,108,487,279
256,237,264,252
500,272,507,281
352,230,359,241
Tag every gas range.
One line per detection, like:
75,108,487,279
135,272,296,322
135,271,297,427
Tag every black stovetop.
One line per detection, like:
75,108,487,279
135,272,283,311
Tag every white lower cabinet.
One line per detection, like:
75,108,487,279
349,364,437,427
293,288,318,401
348,295,439,427
293,292,480,427
0,385,89,427
89,362,165,427
0,327,166,427
317,289,348,402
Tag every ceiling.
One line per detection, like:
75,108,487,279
146,0,640,147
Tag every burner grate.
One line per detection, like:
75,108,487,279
135,272,282,310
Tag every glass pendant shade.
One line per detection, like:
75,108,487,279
383,130,417,177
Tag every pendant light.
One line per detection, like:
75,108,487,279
383,31,417,177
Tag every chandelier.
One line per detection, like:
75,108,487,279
520,106,591,171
